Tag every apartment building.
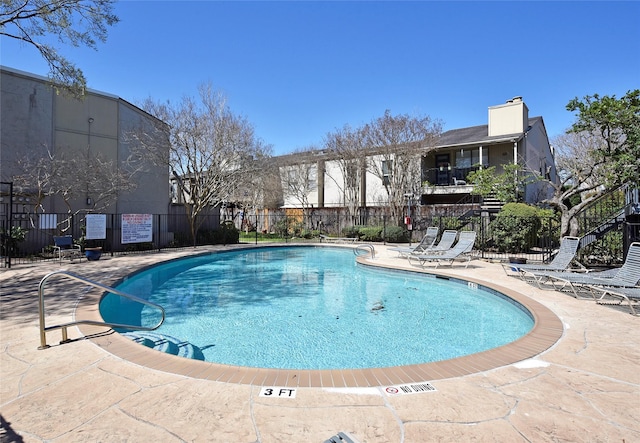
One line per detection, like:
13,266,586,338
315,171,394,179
1,66,170,215
276,97,557,211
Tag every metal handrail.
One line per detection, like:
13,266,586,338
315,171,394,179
354,244,375,259
38,270,165,349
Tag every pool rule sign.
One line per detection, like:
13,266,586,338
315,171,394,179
121,214,153,244
85,214,106,240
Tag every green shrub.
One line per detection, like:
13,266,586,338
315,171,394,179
196,229,216,245
358,226,383,242
196,221,240,245
341,225,361,238
300,229,320,239
216,221,240,244
274,217,306,237
0,226,27,255
489,203,543,253
383,225,408,242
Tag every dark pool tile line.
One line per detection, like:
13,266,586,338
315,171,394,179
83,319,562,389
78,258,564,388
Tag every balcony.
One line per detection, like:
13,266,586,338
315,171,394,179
422,166,479,189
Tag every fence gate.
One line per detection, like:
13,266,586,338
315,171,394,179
0,181,13,268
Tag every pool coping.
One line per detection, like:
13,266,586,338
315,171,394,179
75,246,564,388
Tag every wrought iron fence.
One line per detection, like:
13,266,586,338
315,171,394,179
238,211,562,263
0,212,224,266
1,209,635,268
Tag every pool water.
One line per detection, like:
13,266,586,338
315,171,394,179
101,246,534,370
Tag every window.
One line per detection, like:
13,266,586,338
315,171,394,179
382,160,393,186
456,150,472,168
455,148,488,168
307,165,317,190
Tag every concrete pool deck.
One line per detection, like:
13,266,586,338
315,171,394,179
1,244,638,442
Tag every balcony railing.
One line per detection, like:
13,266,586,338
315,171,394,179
422,166,480,187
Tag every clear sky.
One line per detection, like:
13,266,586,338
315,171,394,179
2,1,638,155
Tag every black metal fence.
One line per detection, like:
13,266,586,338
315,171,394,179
2,209,635,268
239,210,561,262
1,212,224,267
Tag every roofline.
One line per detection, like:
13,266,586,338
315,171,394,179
1,65,119,99
436,116,543,149
436,134,524,149
1,65,166,127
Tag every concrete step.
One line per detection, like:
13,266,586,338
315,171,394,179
122,331,205,360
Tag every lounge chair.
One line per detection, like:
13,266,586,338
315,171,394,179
525,242,640,297
502,236,581,278
452,177,467,186
319,234,357,243
407,231,477,268
324,432,360,443
388,226,439,257
416,229,458,254
53,235,83,263
591,286,640,315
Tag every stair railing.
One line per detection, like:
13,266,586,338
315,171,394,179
38,270,165,350
578,183,637,240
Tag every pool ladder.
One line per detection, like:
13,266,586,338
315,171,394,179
38,270,166,350
354,244,375,259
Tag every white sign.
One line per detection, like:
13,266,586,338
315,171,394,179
39,213,57,230
85,214,107,240
385,382,436,395
259,387,297,398
121,214,153,244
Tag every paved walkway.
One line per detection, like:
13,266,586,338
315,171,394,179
1,244,638,442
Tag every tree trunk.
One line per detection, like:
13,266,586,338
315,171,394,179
560,210,580,238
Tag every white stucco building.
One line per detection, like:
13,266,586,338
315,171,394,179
276,97,557,211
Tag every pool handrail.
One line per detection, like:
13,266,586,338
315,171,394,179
354,244,375,259
38,270,166,350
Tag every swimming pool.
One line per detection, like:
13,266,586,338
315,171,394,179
100,246,534,370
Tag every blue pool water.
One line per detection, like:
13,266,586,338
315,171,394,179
100,246,534,370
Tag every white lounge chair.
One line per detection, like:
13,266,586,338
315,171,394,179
452,177,467,186
502,236,582,278
591,286,640,315
525,242,640,297
319,234,357,243
324,431,360,443
388,226,439,257
407,231,477,268
421,229,458,254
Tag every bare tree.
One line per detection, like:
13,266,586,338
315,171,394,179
13,147,137,231
543,90,640,237
136,83,271,244
223,155,278,232
362,110,441,224
279,147,319,217
1,0,119,96
546,131,612,236
259,158,285,209
323,124,367,224
13,148,62,214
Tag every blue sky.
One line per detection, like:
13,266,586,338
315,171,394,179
2,1,638,155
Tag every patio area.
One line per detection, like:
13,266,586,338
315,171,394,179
1,244,638,442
